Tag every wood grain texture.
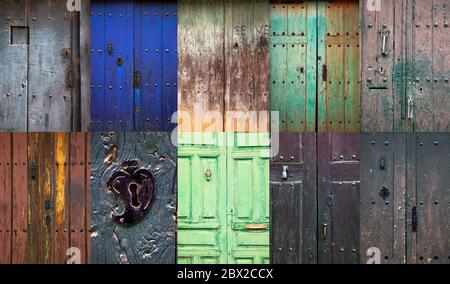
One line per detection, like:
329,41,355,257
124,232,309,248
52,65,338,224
317,133,359,264
270,133,317,264
360,133,449,264
178,0,269,132
361,0,450,132
80,0,91,132
0,0,87,132
271,133,359,264
91,132,176,264
0,133,90,264
0,0,28,131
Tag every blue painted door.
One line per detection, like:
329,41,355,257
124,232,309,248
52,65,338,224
91,0,177,131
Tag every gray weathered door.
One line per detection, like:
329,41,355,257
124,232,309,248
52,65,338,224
360,133,450,264
0,0,88,131
91,132,176,264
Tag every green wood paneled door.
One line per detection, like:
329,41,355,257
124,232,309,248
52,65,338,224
270,1,359,132
178,133,270,264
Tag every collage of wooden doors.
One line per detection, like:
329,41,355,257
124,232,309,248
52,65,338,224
0,0,449,264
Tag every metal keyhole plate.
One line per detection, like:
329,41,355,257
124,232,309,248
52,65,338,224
107,160,155,225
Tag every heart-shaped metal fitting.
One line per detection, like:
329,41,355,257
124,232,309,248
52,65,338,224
107,160,155,225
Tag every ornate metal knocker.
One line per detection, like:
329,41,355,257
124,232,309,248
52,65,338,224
107,160,155,225
205,169,212,181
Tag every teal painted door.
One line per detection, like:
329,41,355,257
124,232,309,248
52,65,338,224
177,133,270,264
270,1,360,132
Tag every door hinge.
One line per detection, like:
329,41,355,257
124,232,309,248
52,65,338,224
412,206,417,232
134,71,140,88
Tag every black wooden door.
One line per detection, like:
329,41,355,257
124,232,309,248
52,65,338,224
91,132,176,264
360,133,450,264
270,133,360,264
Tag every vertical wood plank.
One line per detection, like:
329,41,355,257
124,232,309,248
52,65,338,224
69,133,88,264
85,133,92,264
430,0,450,131
54,133,69,263
28,1,73,131
411,0,433,131
0,1,27,131
80,0,91,132
11,133,28,264
0,133,12,264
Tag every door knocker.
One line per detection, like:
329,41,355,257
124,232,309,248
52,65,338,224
205,169,212,181
107,160,155,225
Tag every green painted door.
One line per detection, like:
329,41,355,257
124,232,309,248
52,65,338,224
270,1,360,132
177,133,270,264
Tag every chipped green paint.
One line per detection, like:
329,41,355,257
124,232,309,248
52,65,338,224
177,132,270,264
270,1,360,132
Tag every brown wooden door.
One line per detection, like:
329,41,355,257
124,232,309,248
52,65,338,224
0,133,91,264
361,0,450,132
270,133,360,264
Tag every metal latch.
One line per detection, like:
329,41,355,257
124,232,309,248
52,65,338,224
322,64,327,81
108,43,113,55
412,206,417,232
281,166,288,180
31,162,37,180
407,96,414,120
322,223,328,239
379,157,386,170
134,71,140,88
107,160,155,225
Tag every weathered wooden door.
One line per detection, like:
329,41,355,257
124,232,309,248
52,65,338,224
178,0,269,133
0,133,91,264
91,132,176,264
271,133,360,264
361,0,450,132
178,133,270,264
360,133,450,264
91,0,177,131
270,1,360,132
0,0,88,131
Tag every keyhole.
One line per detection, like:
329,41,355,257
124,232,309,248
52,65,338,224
129,183,140,207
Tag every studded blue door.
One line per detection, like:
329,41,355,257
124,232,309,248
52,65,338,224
91,0,177,131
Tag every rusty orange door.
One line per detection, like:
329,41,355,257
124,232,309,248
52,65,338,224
0,133,91,264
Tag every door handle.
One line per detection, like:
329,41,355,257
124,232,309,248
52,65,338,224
108,43,113,55
244,223,268,230
380,28,390,57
